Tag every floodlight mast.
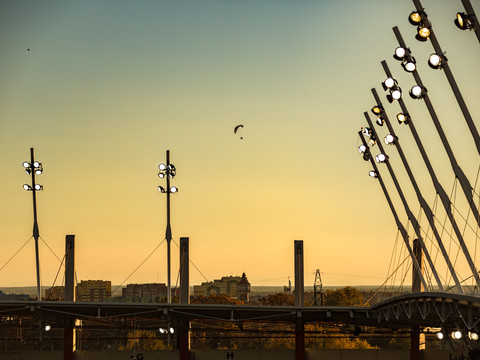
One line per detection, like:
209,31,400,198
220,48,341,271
166,150,172,303
358,131,428,291
382,59,480,291
411,0,480,155
392,26,480,230
371,87,463,293
28,148,42,301
364,112,443,291
158,150,177,304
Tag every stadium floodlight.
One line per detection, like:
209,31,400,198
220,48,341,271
409,85,428,99
383,77,397,90
416,25,431,41
368,135,377,147
397,113,411,125
371,105,383,115
393,46,408,60
452,331,462,340
384,134,398,145
428,53,447,69
469,332,479,340
368,170,378,178
363,127,372,137
455,12,474,30
402,58,416,72
375,153,388,163
409,11,425,25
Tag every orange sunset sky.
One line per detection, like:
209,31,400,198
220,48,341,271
1,0,480,291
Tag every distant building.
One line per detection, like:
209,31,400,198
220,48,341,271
194,273,250,301
122,283,167,302
0,290,29,301
237,273,250,301
76,280,111,302
45,286,65,301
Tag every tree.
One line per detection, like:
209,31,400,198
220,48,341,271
324,287,363,307
255,293,295,306
191,294,242,305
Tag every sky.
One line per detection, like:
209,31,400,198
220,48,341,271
1,0,480,292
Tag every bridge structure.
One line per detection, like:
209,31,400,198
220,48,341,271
2,0,480,359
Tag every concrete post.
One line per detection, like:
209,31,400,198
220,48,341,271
179,237,189,304
294,240,304,307
411,239,425,360
64,235,75,360
294,240,305,360
179,237,190,360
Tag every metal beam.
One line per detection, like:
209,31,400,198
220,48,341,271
358,131,428,290
371,87,462,293
391,28,480,290
365,113,443,291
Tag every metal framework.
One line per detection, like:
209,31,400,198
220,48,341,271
358,130,428,290
370,87,462,293
391,28,480,290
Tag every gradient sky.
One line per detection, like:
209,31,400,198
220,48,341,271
1,0,479,291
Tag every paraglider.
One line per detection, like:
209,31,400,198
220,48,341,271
234,124,244,139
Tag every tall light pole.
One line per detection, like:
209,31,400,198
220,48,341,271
370,87,462,293
409,1,480,156
22,147,44,301
364,112,443,290
158,150,178,304
357,131,428,290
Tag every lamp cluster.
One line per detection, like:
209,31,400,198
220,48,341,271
159,327,175,334
371,106,385,126
157,163,178,193
436,330,479,341
393,46,416,72
409,10,432,42
383,77,402,103
22,160,43,191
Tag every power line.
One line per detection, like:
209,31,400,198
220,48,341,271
0,236,33,273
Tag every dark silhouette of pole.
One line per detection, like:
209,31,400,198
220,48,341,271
358,131,428,290
371,87,462,293
391,29,480,290
393,26,480,229
26,148,42,301
459,0,480,45
383,58,480,291
411,0,480,155
364,112,443,291
166,150,172,304
158,150,178,304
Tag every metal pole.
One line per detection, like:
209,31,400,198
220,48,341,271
294,240,305,360
364,112,443,291
30,148,41,301
165,150,172,304
64,235,75,360
294,240,304,307
393,26,480,227
179,237,190,360
358,131,428,290
412,0,480,153
460,0,480,45
371,87,462,293
391,28,480,289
